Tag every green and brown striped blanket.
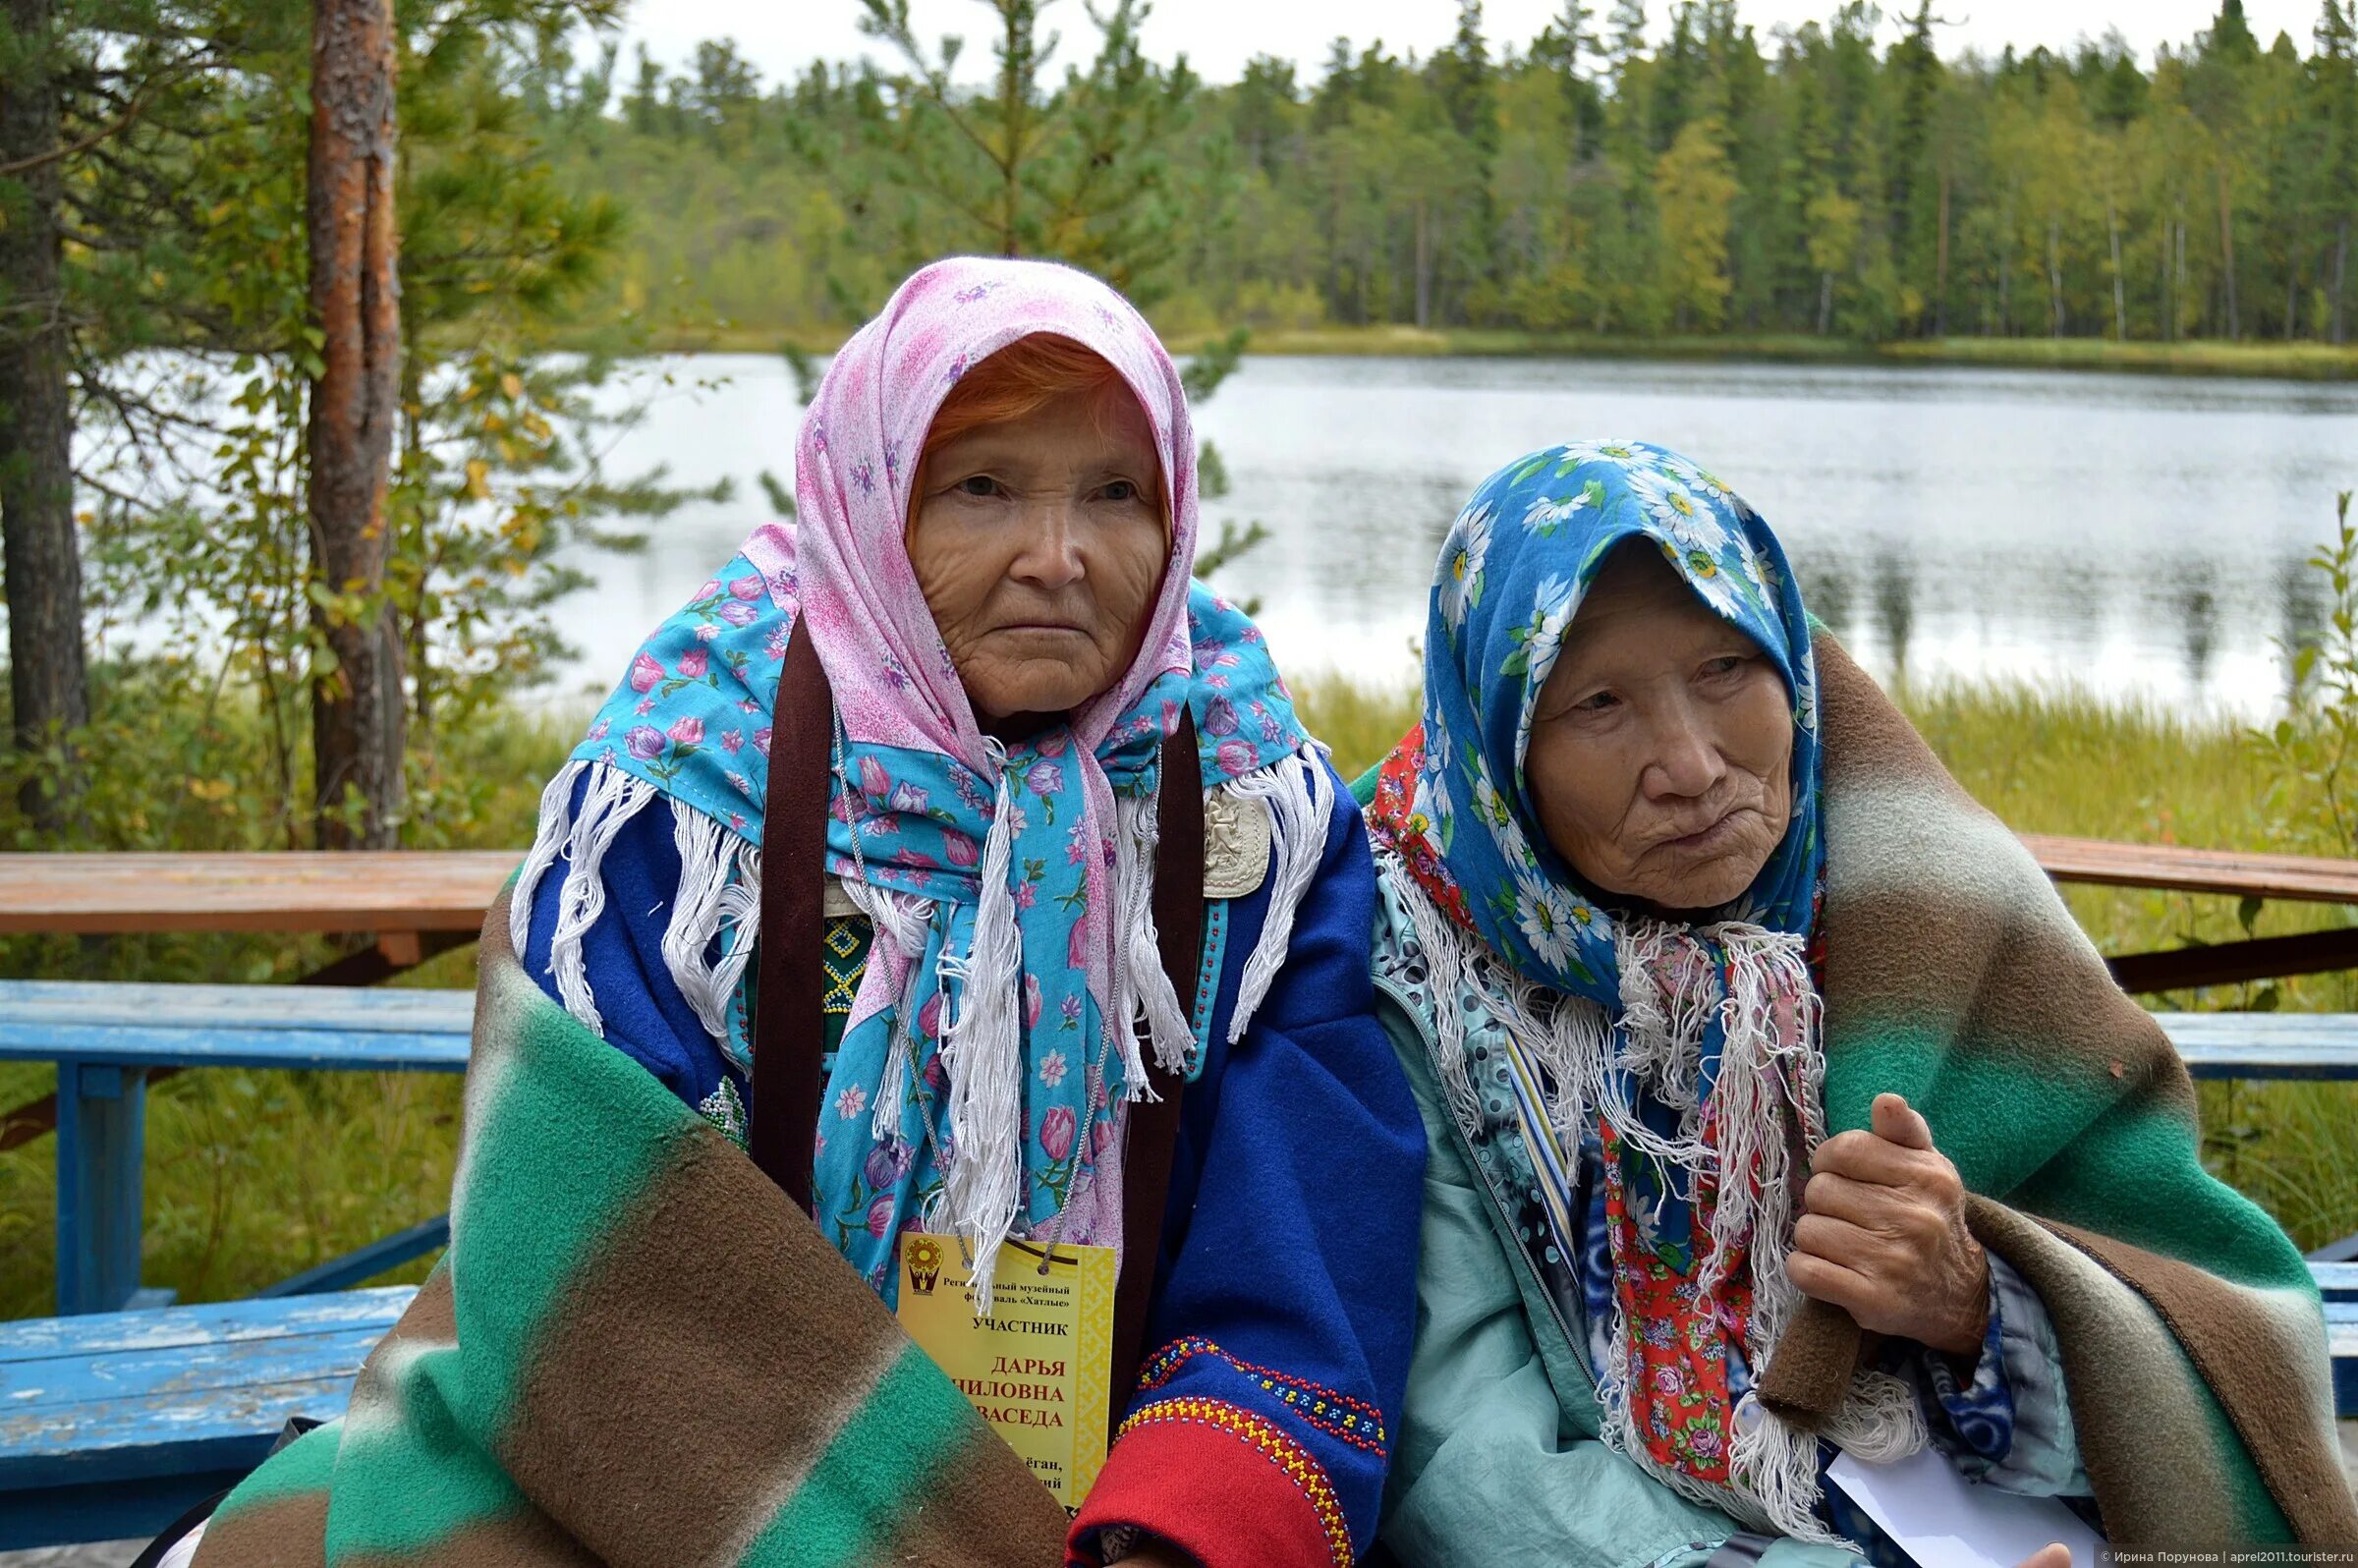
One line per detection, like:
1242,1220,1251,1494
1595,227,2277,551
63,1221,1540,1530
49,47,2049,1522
192,887,1070,1568
1778,635,2358,1545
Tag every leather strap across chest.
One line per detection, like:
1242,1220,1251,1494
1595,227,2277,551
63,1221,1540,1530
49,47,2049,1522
753,619,1201,1424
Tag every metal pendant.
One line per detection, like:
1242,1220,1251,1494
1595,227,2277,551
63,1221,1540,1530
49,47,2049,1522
1202,788,1272,899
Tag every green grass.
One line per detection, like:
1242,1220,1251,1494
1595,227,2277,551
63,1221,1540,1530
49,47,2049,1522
608,319,2358,381
1882,335,2358,380
1,674,2351,1317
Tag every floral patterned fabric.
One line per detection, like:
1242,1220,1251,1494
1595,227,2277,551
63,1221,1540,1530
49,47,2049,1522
573,544,1307,1299
1365,440,1825,1510
1372,439,1823,983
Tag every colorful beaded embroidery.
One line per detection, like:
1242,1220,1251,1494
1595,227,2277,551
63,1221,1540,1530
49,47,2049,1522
1115,1396,1354,1566
1135,1337,1388,1455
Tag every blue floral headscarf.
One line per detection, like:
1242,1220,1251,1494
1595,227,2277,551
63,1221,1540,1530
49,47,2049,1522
1372,438,1823,991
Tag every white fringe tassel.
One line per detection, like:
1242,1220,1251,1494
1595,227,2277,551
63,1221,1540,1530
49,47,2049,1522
1223,747,1334,1042
932,756,1028,1314
842,879,937,1143
520,742,1343,1324
1376,850,1923,1544
511,759,586,960
1114,784,1194,1090
541,763,659,1037
660,807,763,1046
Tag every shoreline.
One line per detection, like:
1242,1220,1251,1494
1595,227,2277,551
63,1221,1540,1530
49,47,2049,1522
586,322,2358,381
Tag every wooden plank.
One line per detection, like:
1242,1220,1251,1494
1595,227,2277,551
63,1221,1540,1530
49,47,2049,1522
0,838,2336,941
0,1027,468,1073
2,1462,261,1546
2,1468,260,1552
2112,928,2358,992
2313,1261,2358,1301
2024,834,2358,904
2154,1012,2358,1080
2154,1011,2358,1048
0,980,474,1033
0,1286,414,1362
1,1325,386,1411
0,1375,360,1491
254,1215,448,1299
2331,1301,2358,1419
0,851,516,935
0,982,473,1072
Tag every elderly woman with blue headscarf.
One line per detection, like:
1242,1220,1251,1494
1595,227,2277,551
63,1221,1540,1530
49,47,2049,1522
1356,441,2356,1564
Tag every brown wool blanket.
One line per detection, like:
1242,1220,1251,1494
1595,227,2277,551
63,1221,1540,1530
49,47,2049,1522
191,888,1070,1568
1759,634,2357,1546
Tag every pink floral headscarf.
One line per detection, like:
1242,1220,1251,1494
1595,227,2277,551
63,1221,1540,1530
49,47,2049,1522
779,257,1205,1300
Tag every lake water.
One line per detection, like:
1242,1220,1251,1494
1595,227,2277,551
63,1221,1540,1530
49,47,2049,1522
564,354,2358,717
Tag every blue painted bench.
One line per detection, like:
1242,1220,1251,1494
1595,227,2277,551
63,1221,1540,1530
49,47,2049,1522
0,1286,415,1548
2322,1264,2358,1423
0,994,2349,1548
0,980,471,1315
2155,1011,2358,1081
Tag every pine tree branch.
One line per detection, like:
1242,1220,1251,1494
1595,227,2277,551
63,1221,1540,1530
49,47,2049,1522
0,53,225,179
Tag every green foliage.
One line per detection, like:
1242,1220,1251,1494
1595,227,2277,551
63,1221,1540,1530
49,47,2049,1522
2252,491,2358,857
820,0,1214,311
26,1,708,849
523,0,2358,347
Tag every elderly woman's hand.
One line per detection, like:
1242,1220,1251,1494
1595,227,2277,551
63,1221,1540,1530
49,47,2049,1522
1785,1092,1991,1357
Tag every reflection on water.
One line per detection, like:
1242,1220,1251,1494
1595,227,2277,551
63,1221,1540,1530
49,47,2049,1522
2181,586,2218,689
564,355,2358,718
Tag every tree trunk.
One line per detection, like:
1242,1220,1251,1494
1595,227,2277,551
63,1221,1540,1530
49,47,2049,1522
1414,200,1432,331
1933,170,1950,337
1818,270,1833,335
2122,189,2141,339
2176,218,2189,342
2217,162,2239,339
1997,204,2011,334
307,0,405,850
2047,218,2064,338
0,0,88,836
2334,218,2349,346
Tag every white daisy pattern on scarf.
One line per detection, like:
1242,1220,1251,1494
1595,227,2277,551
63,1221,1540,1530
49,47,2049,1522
1557,438,1645,470
1512,869,1584,970
1523,479,1601,536
1627,466,1729,556
1438,498,1496,636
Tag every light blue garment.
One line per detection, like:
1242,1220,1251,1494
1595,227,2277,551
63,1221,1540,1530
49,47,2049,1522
1367,870,2095,1568
1369,893,1854,1568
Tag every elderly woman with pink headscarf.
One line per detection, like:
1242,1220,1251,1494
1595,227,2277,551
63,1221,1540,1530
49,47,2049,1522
174,258,1423,1568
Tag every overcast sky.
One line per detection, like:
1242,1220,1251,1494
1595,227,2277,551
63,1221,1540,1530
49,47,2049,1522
613,1,2330,90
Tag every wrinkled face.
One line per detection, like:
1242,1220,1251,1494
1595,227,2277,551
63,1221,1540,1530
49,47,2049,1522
907,387,1169,734
1524,543,1796,914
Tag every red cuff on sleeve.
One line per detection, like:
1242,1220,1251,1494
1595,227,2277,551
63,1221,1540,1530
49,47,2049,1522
1067,1397,1353,1568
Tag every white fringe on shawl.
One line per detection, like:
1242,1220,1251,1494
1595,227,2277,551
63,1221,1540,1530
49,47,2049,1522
1377,849,1924,1544
514,748,1334,1312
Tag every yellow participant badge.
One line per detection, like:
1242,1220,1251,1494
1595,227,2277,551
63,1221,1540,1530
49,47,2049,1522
895,1232,1118,1510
